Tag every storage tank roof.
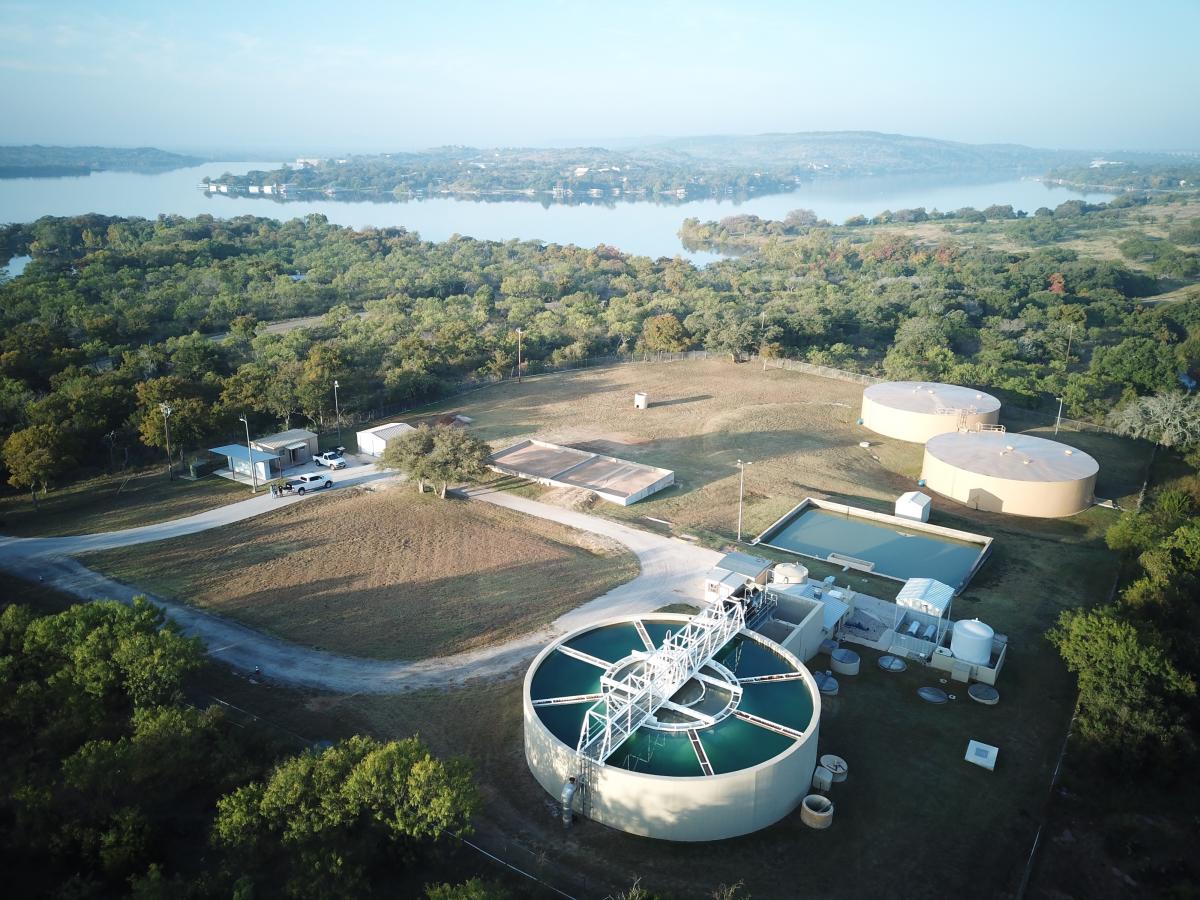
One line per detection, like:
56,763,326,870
864,382,1001,415
925,431,1099,482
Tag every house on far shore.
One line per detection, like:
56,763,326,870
356,422,415,458
250,428,318,469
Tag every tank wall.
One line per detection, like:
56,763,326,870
862,394,999,444
921,449,1096,518
523,701,820,841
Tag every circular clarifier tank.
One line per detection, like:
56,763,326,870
523,614,821,841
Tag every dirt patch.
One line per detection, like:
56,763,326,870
84,486,638,660
539,486,601,513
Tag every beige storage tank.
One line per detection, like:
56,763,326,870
922,431,1098,518
861,382,1001,443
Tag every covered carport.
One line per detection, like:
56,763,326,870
209,444,281,485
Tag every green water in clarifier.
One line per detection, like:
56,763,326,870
700,715,796,774
611,727,703,776
561,623,645,663
738,679,815,733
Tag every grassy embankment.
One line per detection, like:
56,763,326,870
0,467,246,538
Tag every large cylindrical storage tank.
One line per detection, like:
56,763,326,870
951,619,995,665
861,382,1001,443
524,614,821,842
921,431,1098,518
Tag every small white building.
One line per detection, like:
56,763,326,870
703,551,775,604
890,577,955,659
895,491,932,522
251,429,318,470
356,421,415,458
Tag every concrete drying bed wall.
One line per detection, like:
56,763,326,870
490,439,674,505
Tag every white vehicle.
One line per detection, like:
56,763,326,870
315,449,346,469
285,473,333,494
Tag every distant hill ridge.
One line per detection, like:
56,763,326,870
0,145,204,178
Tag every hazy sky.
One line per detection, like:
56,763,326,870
1,0,1197,155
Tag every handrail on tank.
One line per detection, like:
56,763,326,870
577,600,746,764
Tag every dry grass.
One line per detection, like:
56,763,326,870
84,483,638,660
0,466,246,538
417,359,1146,543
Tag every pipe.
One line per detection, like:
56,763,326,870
560,775,579,826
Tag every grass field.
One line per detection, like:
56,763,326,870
84,483,638,660
0,466,246,538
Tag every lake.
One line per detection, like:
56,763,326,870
0,162,1113,264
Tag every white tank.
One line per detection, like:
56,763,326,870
951,619,994,666
773,563,809,585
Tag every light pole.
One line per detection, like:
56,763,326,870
736,459,751,542
516,328,523,384
333,379,341,444
238,414,258,494
159,403,173,480
1054,397,1064,436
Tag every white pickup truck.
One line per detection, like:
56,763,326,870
314,448,347,469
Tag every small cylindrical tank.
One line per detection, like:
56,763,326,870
773,563,809,585
951,619,995,666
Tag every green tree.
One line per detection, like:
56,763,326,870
426,426,492,498
2,422,76,506
213,736,479,900
1048,607,1195,762
640,313,690,353
379,424,437,493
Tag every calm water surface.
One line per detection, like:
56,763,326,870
0,162,1113,264
760,507,983,588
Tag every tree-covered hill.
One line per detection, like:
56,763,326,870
0,145,204,179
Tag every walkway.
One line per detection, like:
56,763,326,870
0,474,720,694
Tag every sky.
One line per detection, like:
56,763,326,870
1,0,1197,156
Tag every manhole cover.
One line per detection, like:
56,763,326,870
918,686,949,704
878,655,907,672
968,683,1000,706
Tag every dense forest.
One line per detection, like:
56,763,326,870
204,147,802,204
1,205,1198,491
0,593,494,898
1046,160,1200,192
0,146,204,179
200,131,1093,206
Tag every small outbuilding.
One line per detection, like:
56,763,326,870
891,577,955,658
356,422,415,458
208,444,281,484
251,429,318,470
894,491,932,522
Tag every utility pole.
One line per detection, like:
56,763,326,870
516,328,524,384
239,414,258,494
159,403,173,480
1065,323,1074,367
333,379,341,444
736,459,751,542
1054,397,1064,436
